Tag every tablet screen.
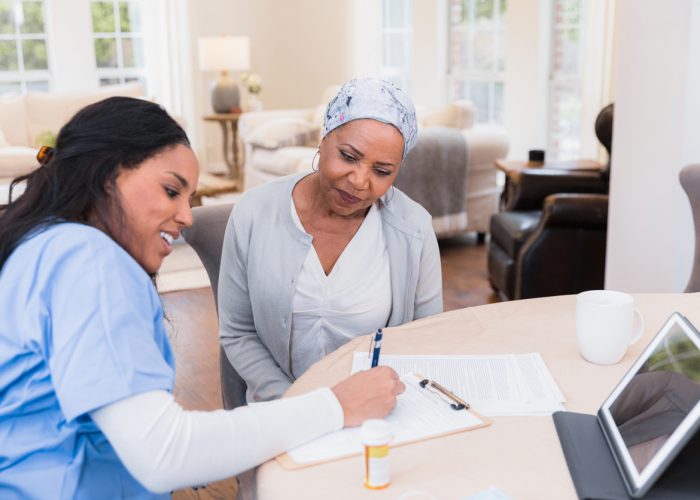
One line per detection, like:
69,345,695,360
599,313,700,497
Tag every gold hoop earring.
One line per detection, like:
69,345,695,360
311,150,320,172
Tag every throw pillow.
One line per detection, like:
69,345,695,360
247,118,318,150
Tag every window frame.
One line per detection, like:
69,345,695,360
546,0,585,160
381,0,413,93
0,0,50,93
90,0,146,87
447,0,507,125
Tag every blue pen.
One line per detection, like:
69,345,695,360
370,328,383,368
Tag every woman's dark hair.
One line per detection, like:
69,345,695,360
0,96,190,270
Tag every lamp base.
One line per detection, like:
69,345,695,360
210,73,240,113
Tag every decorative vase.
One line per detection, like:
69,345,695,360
248,94,262,112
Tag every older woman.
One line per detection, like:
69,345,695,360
219,78,443,403
0,97,403,498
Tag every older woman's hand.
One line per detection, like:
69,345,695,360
331,366,405,427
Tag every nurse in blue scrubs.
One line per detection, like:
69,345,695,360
0,97,404,499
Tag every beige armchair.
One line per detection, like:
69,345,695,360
239,97,508,239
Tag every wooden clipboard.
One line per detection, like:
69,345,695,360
276,373,491,470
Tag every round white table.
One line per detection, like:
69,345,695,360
257,293,700,500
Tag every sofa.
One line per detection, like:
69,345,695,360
0,82,146,182
238,94,509,239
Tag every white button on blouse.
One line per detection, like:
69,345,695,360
289,199,392,378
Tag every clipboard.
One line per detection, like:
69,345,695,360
277,373,491,469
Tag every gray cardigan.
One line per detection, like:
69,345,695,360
218,173,443,402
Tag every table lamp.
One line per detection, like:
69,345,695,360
198,36,250,113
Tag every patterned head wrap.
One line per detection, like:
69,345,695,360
322,78,418,159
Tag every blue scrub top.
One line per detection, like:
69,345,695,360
0,223,176,499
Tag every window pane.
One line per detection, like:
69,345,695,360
21,39,47,70
91,1,115,32
20,1,44,34
476,0,493,21
384,33,407,67
384,0,407,29
25,79,48,91
0,40,18,70
473,29,495,71
121,37,143,67
554,0,580,25
552,28,579,74
119,2,141,32
496,28,505,71
450,78,467,100
493,81,503,123
449,0,466,25
469,81,490,122
0,80,20,93
0,0,14,34
94,37,117,67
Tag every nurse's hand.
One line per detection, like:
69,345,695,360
331,367,405,427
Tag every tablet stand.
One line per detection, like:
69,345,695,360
553,411,700,499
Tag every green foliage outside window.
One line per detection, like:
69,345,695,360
21,1,44,34
0,1,13,34
0,40,17,71
91,2,115,33
22,38,46,69
94,38,117,68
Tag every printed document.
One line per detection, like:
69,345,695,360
283,373,488,466
351,352,565,416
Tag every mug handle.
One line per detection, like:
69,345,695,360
629,308,644,345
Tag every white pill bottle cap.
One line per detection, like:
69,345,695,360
360,419,391,446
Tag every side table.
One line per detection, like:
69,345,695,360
204,113,242,186
494,159,603,210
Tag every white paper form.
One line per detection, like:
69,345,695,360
351,352,565,416
286,374,484,465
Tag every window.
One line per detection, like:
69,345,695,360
448,0,507,125
0,0,49,94
90,0,145,87
381,0,413,92
547,0,584,160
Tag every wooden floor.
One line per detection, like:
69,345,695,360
163,234,498,499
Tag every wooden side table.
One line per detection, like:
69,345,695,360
204,113,242,185
495,159,603,209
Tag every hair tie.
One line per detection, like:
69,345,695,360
36,145,55,166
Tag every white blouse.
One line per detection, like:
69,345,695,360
290,199,392,378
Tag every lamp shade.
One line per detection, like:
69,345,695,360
198,36,250,72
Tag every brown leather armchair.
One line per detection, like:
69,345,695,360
488,104,613,300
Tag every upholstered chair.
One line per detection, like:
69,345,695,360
680,163,700,292
487,104,614,300
181,203,247,410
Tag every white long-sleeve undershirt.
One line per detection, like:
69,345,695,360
90,388,343,494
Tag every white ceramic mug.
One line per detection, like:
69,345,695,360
576,290,644,365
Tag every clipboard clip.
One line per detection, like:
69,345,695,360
419,378,470,411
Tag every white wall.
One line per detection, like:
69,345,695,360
45,0,97,91
411,0,448,110
187,0,357,171
605,0,700,292
502,0,550,160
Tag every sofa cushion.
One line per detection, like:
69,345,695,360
249,146,315,177
0,127,7,147
0,94,29,146
24,82,145,147
247,118,318,150
0,146,39,178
